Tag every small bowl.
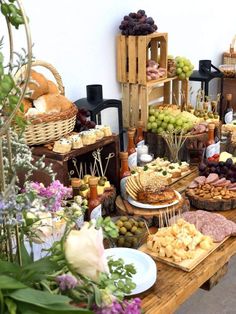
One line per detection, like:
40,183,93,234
110,216,148,249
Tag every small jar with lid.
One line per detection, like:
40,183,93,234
219,64,236,78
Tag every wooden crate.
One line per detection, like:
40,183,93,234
117,32,168,84
121,76,189,128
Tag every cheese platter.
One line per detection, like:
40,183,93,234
139,238,228,272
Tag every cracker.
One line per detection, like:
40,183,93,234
126,186,137,200
128,177,139,192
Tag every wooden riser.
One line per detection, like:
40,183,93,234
121,77,189,128
117,33,168,84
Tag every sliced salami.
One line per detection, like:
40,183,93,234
212,178,226,186
188,181,198,189
227,220,236,236
205,173,219,184
201,224,226,242
194,176,206,185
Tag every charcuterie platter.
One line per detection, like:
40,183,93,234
186,173,236,211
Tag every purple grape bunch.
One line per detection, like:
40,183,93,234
119,9,158,35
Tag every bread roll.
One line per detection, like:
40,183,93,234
33,94,72,114
58,95,73,111
33,94,61,114
48,80,60,94
25,107,41,117
28,70,49,100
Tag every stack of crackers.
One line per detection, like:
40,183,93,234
126,172,168,201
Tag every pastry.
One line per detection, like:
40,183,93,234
91,129,104,140
178,161,189,173
80,131,96,145
167,164,181,178
70,134,83,149
53,138,72,154
95,125,112,136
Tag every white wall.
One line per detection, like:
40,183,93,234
12,0,236,127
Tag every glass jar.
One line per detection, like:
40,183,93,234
219,64,236,78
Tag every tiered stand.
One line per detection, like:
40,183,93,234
117,32,189,129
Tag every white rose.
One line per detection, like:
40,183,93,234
64,222,109,282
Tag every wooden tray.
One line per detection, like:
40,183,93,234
139,237,229,272
169,167,195,185
186,190,236,211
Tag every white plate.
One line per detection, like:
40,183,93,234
104,247,157,295
127,190,181,209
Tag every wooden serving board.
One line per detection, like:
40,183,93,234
139,237,229,272
169,166,197,186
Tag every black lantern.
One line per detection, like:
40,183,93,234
189,60,224,118
74,85,124,150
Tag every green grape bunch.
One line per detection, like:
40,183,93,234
1,0,25,29
175,56,194,80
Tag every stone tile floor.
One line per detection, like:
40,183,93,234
176,255,236,314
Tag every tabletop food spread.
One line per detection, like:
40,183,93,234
0,4,236,314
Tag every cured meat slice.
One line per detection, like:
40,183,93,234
228,220,236,236
212,178,226,186
188,181,198,188
228,186,236,191
224,180,231,187
194,176,206,185
229,182,236,188
205,173,219,184
201,224,227,242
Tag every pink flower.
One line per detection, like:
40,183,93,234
30,180,72,211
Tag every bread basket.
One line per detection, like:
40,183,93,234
16,60,77,146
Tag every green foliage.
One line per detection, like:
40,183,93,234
1,0,25,29
0,264,92,313
99,257,136,299
96,216,119,239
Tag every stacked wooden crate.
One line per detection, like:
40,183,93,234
117,32,189,129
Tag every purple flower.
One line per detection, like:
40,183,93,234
94,298,142,314
30,180,72,212
56,274,78,291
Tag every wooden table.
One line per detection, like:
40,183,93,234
132,171,236,313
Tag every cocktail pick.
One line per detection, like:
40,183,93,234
72,158,80,177
104,152,115,176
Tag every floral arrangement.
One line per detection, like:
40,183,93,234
0,218,142,313
0,1,143,313
0,175,142,313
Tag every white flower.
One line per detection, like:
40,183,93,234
74,195,82,205
64,221,109,282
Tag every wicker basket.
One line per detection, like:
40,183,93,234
223,35,236,65
17,60,77,146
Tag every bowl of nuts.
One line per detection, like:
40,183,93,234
110,216,148,249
